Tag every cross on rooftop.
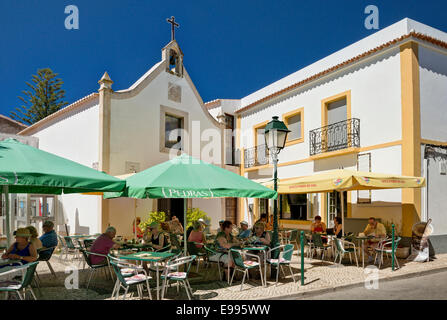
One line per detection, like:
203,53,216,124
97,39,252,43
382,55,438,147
166,16,179,41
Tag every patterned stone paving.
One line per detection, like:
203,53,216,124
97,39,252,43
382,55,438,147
20,250,447,300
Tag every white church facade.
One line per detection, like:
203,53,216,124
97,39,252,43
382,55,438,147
207,18,447,251
17,40,237,238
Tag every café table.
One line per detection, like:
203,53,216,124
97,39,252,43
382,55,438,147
350,235,383,268
116,251,176,300
0,259,23,279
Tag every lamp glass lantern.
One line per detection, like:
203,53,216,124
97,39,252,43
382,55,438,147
264,116,290,151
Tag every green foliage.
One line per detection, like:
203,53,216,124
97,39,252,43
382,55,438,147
383,219,400,236
140,211,166,231
186,208,210,229
10,68,68,125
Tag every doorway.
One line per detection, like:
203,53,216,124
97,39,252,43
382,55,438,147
327,191,347,228
157,198,186,225
225,198,237,224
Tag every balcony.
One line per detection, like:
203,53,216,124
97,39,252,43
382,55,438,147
244,144,270,168
309,118,360,156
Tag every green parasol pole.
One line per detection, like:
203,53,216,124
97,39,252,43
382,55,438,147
392,224,395,271
184,198,187,256
3,186,11,246
300,231,305,285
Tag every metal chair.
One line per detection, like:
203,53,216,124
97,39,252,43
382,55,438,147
161,255,196,300
284,229,299,248
109,258,152,300
374,237,401,269
187,241,207,273
62,236,82,263
229,249,264,291
0,262,39,300
203,245,224,281
79,248,114,289
333,238,359,267
309,233,331,261
266,244,296,286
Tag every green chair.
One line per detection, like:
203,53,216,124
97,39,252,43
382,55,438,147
334,238,359,267
284,229,299,248
169,233,182,254
204,245,224,281
187,241,207,273
374,237,401,269
229,249,264,291
63,236,82,263
0,262,39,300
161,255,196,300
309,233,331,261
109,259,152,300
79,248,114,289
266,244,296,286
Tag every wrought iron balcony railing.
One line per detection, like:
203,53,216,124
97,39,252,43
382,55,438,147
309,118,360,156
244,144,270,168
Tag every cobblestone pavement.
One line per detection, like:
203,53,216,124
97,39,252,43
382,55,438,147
21,249,447,300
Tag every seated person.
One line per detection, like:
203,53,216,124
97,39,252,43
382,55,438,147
1,228,38,267
39,221,58,248
39,220,58,260
218,220,225,232
254,214,268,227
133,217,144,239
311,216,327,233
334,217,343,238
188,221,206,248
237,221,251,239
250,222,271,246
209,221,241,279
362,217,387,263
147,222,168,251
26,226,42,251
90,227,120,265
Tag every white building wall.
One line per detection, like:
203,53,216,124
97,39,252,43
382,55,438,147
419,45,447,235
240,48,402,164
419,45,447,141
108,68,225,234
30,99,101,235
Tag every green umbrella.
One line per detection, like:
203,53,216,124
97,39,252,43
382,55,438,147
104,153,277,253
0,138,125,244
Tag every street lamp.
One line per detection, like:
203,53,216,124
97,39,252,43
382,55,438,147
264,116,290,262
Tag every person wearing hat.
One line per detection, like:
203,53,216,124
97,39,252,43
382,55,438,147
147,222,168,251
1,228,38,266
237,221,251,239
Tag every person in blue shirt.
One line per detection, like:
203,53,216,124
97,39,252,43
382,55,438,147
39,221,58,259
237,221,251,239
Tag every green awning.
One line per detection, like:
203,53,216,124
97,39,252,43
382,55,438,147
0,138,125,194
104,154,277,199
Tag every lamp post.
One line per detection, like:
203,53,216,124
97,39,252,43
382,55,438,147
264,116,290,267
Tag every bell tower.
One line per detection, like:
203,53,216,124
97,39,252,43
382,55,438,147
162,16,184,77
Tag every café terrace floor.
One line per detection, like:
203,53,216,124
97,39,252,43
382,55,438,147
23,250,447,300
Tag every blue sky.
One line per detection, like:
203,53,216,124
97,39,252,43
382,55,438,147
0,0,445,119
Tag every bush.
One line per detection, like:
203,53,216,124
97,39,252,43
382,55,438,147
140,211,166,231
383,219,400,237
186,208,211,230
